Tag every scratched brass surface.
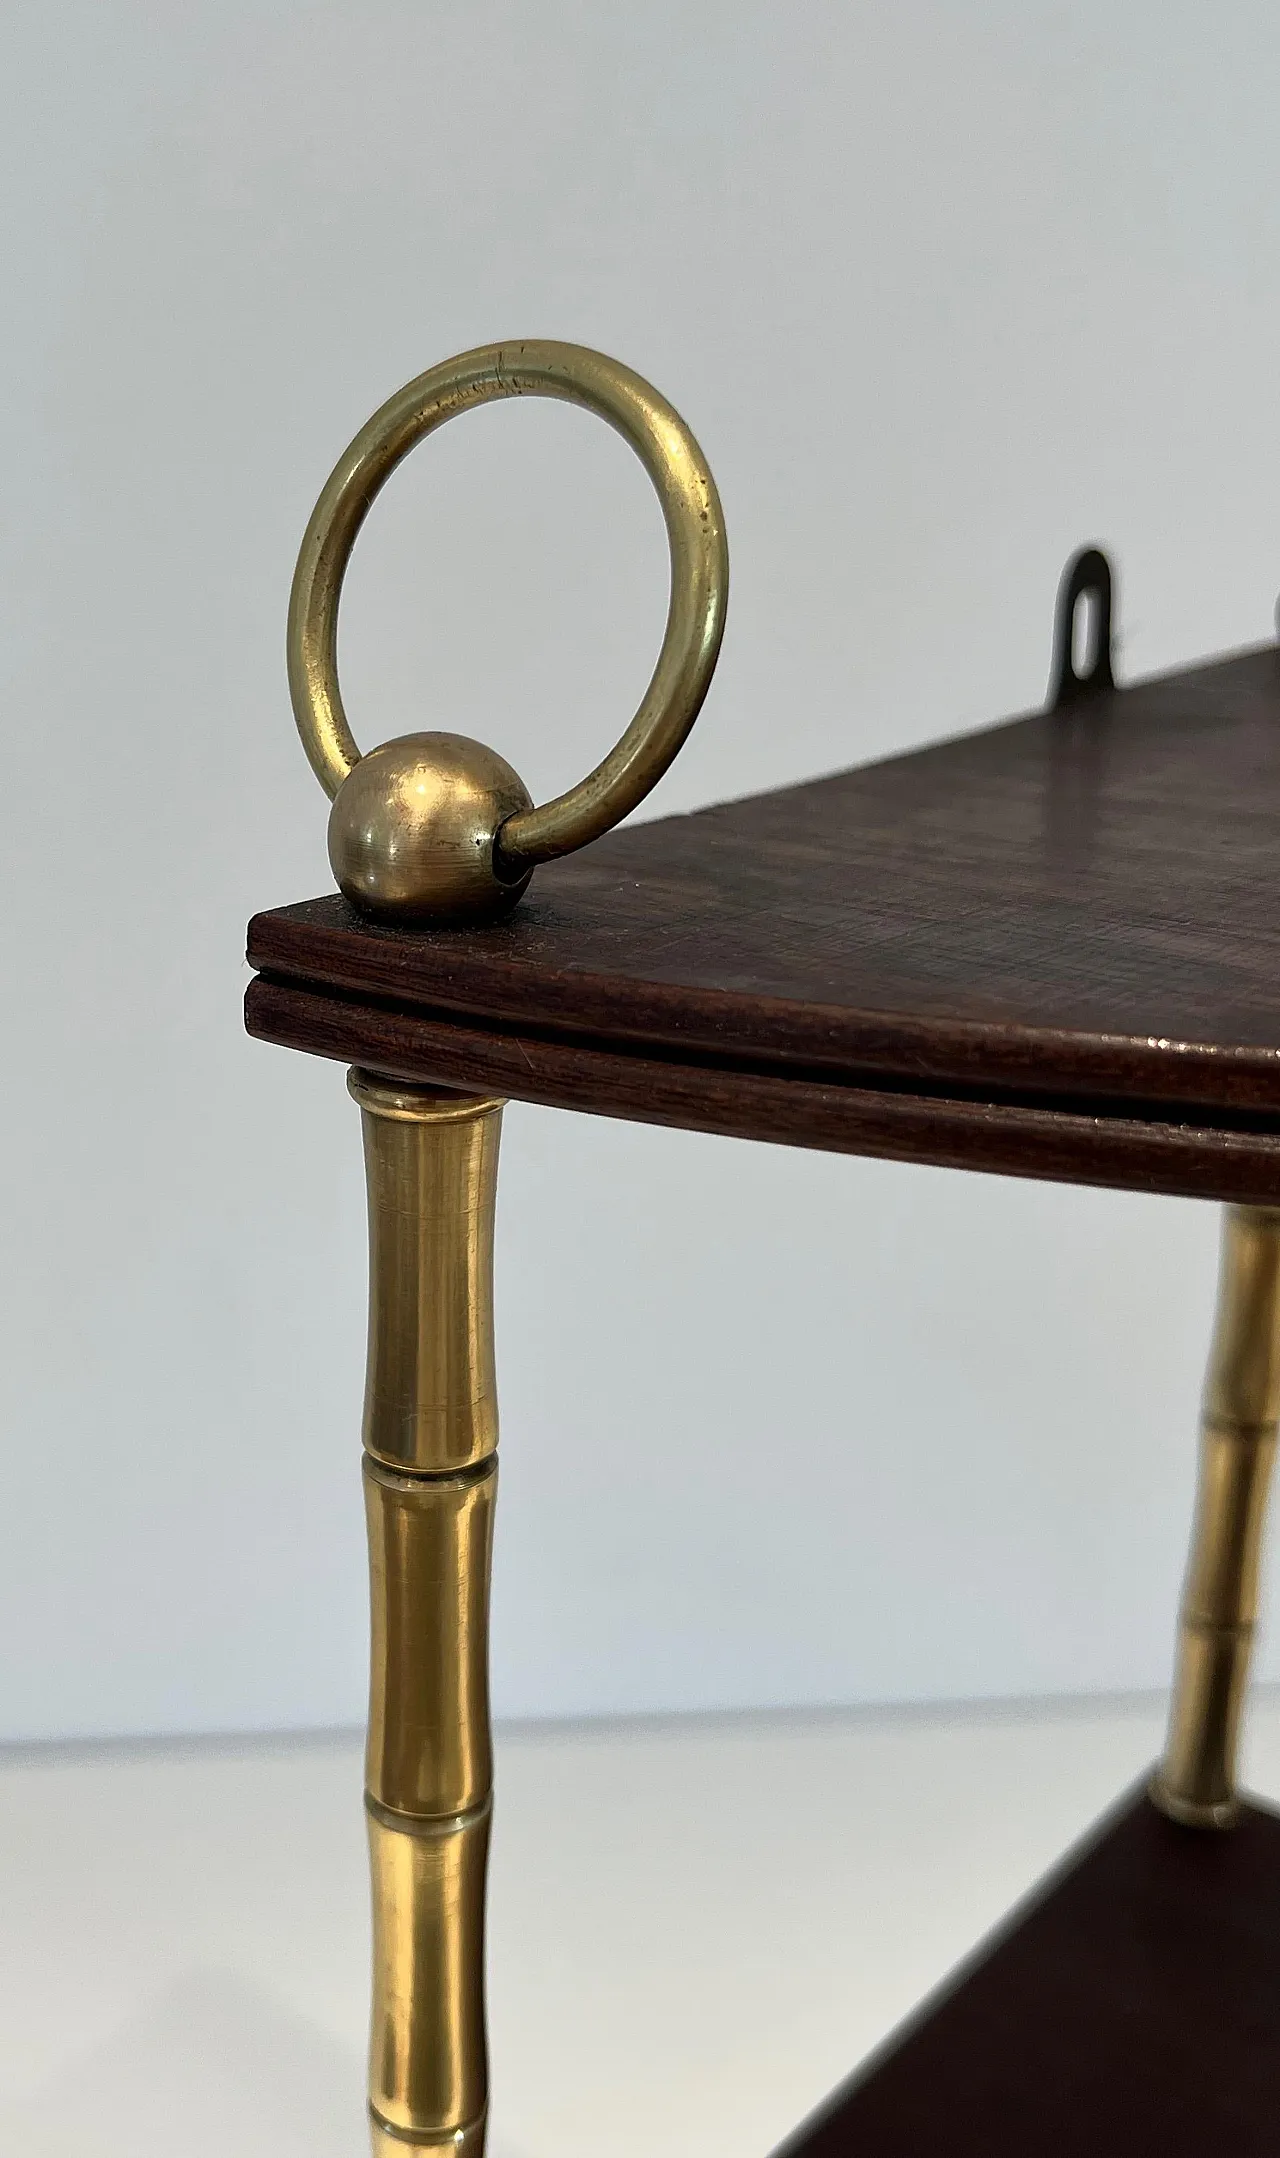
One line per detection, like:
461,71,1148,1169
1153,1204,1280,1828
329,732,535,924
350,1071,503,1474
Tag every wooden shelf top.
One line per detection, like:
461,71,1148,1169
247,641,1280,1203
782,1788,1280,2157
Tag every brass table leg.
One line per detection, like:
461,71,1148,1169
1153,1204,1280,1829
349,1069,504,2157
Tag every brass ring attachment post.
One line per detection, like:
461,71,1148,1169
287,340,728,924
1152,1204,1280,1829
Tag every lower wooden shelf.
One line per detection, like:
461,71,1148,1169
779,1783,1280,2156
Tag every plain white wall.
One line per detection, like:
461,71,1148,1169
3,0,1279,1741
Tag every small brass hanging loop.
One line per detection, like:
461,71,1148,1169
287,340,728,924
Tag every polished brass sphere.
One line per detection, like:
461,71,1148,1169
327,733,534,924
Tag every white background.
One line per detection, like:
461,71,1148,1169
3,0,1279,1741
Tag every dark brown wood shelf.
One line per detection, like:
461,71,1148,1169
248,640,1280,1202
778,1788,1280,2158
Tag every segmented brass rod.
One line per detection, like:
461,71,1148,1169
349,1069,504,2157
1152,1204,1280,1830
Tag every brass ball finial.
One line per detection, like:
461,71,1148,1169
327,733,534,924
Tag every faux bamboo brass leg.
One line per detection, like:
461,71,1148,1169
350,1069,504,2156
1152,1204,1280,1829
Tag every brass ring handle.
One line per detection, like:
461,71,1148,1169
287,340,728,923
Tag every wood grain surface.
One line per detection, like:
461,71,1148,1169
247,642,1280,1194
778,1789,1280,2157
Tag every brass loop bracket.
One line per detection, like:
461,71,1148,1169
287,340,729,923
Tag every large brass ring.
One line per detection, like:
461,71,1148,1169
287,341,728,921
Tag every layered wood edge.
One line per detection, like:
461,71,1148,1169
245,973,1280,1204
248,895,1280,1120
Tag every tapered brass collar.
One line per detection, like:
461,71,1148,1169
288,340,728,924
347,1072,505,1124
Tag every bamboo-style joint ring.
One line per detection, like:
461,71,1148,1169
287,340,728,924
